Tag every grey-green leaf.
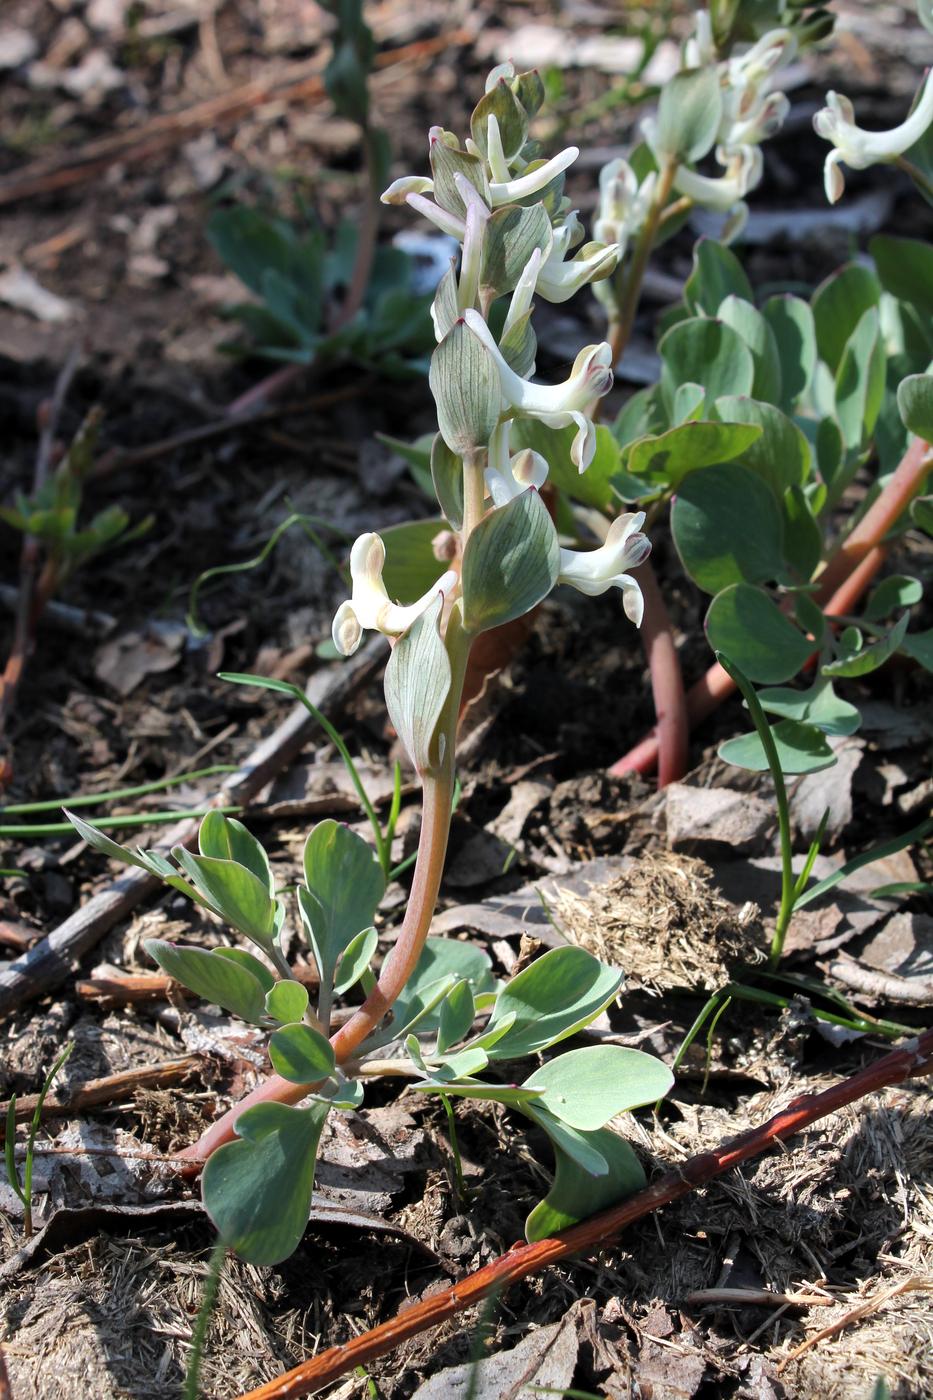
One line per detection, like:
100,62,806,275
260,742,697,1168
461,488,559,634
715,397,811,497
334,925,378,995
655,68,723,162
268,1022,336,1082
202,1101,330,1265
523,1110,645,1241
822,612,910,678
480,203,551,299
625,420,762,491
684,239,753,317
384,593,452,773
522,1047,674,1130
172,848,278,948
672,463,786,594
429,320,501,457
659,318,755,416
758,680,861,737
762,294,817,411
834,307,886,451
897,373,933,440
430,433,464,529
717,297,782,404
483,946,623,1061
812,262,880,373
299,819,385,986
718,718,836,774
265,980,310,1025
145,939,267,1023
199,811,273,895
705,583,813,684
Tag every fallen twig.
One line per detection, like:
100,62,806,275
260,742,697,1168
0,1056,202,1136
0,584,116,640
685,1287,834,1308
825,953,933,1007
0,637,387,1019
233,1027,933,1399
0,347,82,748
0,31,470,210
775,1276,929,1372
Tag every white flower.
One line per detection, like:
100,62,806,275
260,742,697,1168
484,113,511,184
594,159,657,250
381,175,434,205
332,533,458,656
727,90,789,149
463,310,612,471
814,75,933,202
489,146,579,206
535,240,621,303
454,173,491,311
405,192,466,241
502,248,542,341
484,425,549,506
557,512,651,623
671,144,763,210
684,9,715,69
463,310,612,414
725,27,796,92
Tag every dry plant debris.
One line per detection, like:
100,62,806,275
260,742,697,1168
551,849,764,994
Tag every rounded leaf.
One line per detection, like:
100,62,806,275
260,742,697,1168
268,1022,336,1083
706,583,813,684
523,1047,674,1129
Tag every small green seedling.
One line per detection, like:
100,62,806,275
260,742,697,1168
4,1041,74,1238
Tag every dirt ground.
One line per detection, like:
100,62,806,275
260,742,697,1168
1,1,932,1396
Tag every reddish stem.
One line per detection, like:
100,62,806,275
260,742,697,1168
235,1028,933,1399
610,558,687,784
182,769,455,1167
610,436,931,778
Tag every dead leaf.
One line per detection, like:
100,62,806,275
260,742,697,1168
93,622,186,696
789,738,863,842
410,1304,580,1399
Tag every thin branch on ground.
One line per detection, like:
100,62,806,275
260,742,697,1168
232,1026,933,1399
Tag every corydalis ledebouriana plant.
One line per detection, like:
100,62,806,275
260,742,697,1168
595,9,798,261
333,61,650,658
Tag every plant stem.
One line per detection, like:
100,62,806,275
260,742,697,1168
461,451,487,542
611,557,687,785
606,158,678,371
233,1027,933,1399
610,432,932,777
716,655,794,966
894,154,933,202
184,627,471,1167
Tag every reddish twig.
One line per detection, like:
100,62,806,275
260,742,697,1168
611,435,932,777
234,1028,933,1400
610,557,687,784
0,348,81,750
